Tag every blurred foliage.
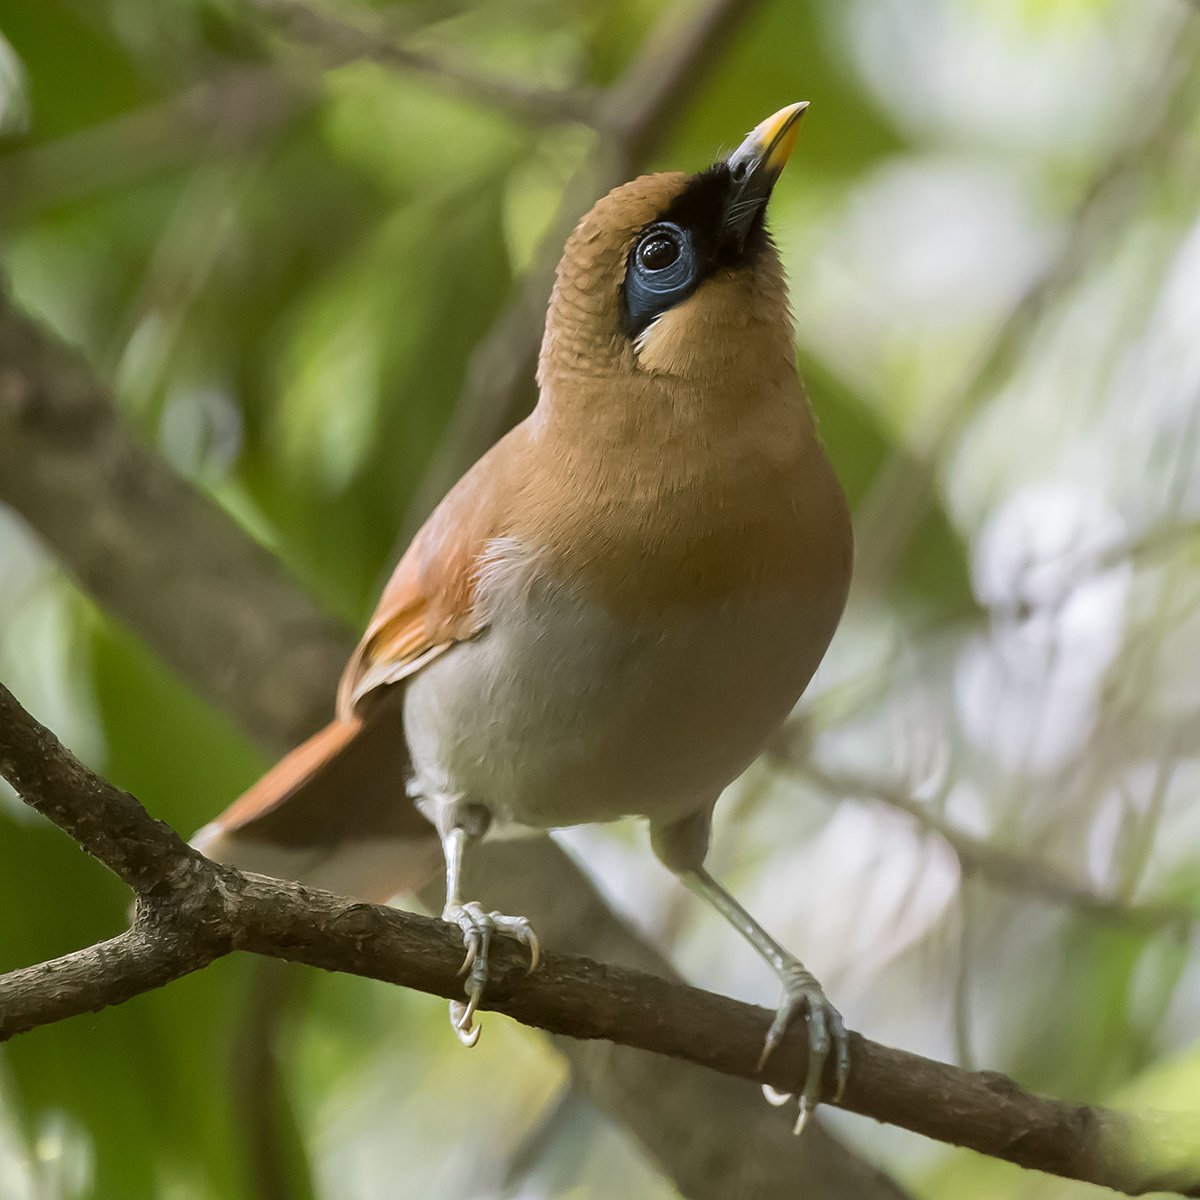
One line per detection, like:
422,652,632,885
2,0,1200,1197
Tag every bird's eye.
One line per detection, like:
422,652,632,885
639,236,679,271
623,222,700,339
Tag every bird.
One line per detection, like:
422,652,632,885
194,102,854,1130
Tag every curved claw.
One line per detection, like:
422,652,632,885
449,999,481,1047
758,962,850,1133
442,901,538,1048
459,930,479,977
487,910,539,974
522,925,541,974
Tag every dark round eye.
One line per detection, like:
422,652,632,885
638,235,679,271
623,221,700,338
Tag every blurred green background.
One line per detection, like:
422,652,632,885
3,0,1200,1196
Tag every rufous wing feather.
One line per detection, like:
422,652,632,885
336,448,514,719
194,433,520,899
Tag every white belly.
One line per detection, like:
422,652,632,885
402,538,836,829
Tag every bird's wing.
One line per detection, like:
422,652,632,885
193,432,523,896
335,501,491,719
338,423,533,718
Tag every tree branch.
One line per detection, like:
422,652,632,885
0,676,199,889
0,288,905,1200
595,0,760,158
0,295,351,756
0,926,209,1033
1,682,1197,1197
2,5,1173,1188
0,66,309,228
248,0,599,128
793,761,1197,933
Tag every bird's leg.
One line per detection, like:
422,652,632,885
437,805,539,1047
680,866,849,1133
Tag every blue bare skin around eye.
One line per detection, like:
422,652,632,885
624,224,700,335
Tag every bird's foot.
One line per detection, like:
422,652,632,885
759,960,849,1134
442,901,539,1047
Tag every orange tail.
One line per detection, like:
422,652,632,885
193,690,441,904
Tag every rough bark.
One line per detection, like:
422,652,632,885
0,289,907,1199
3,683,1198,1196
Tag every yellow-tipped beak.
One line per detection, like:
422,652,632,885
721,102,809,248
739,102,809,177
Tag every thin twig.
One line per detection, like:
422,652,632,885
1,682,1198,1198
595,0,762,158
0,66,307,228
850,12,1200,597
249,0,598,127
794,762,1197,932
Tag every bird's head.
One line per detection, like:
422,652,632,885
538,103,807,390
